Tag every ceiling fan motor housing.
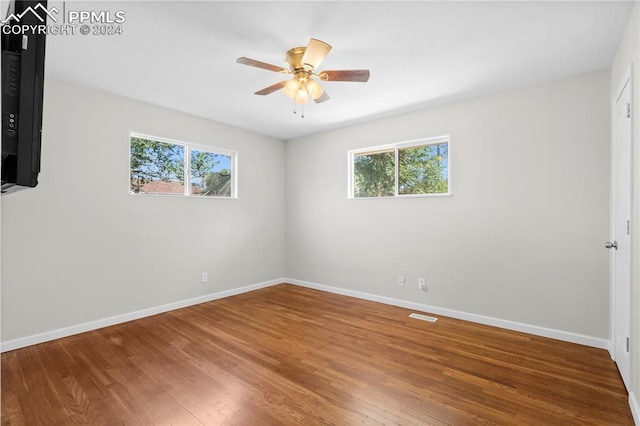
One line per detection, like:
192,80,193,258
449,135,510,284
286,47,309,72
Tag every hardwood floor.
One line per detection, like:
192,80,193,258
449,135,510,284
1,284,633,425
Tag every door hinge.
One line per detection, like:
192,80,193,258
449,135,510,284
627,337,630,352
627,220,631,235
628,103,631,118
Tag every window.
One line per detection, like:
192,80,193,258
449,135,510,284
349,136,450,198
130,134,236,197
352,148,395,198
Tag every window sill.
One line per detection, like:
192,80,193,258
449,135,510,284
348,192,453,200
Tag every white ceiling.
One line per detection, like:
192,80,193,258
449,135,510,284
44,1,634,140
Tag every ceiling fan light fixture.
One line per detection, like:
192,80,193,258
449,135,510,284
283,78,299,98
306,78,324,100
295,87,310,105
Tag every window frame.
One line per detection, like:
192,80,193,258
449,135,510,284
348,135,451,199
129,132,238,199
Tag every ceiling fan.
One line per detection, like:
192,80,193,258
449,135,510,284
236,38,370,116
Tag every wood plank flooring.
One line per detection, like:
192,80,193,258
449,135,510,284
1,284,634,425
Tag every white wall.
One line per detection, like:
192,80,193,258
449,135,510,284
1,79,286,342
611,3,640,421
286,69,611,339
0,70,613,350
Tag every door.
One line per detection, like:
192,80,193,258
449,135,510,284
610,67,633,391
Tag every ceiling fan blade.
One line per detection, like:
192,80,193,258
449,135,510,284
301,38,332,70
254,81,288,96
236,57,288,73
314,92,330,103
320,70,370,82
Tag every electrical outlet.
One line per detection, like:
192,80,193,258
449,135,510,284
418,278,427,291
398,276,405,287
202,272,208,283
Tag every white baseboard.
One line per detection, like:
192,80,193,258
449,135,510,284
1,277,611,353
630,391,639,426
285,278,611,350
0,278,282,353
